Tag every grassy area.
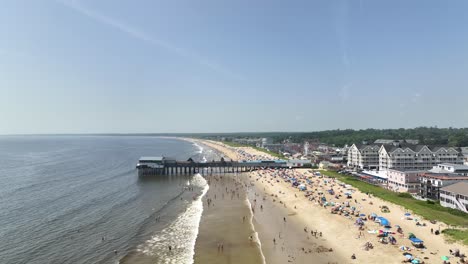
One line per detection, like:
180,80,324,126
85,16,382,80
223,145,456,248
442,229,468,245
222,141,287,159
318,170,468,227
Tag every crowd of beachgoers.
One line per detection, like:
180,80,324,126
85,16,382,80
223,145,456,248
191,139,468,264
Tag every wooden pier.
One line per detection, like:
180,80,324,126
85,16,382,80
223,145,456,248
136,156,311,176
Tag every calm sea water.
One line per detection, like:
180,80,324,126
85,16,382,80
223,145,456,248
0,136,218,264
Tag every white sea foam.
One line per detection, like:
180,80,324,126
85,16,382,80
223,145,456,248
136,174,208,264
192,143,203,154
245,197,266,264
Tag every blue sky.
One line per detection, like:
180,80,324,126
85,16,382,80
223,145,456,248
1,0,467,134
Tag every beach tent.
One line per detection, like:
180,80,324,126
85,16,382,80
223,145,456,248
409,237,423,243
409,237,424,248
376,217,390,226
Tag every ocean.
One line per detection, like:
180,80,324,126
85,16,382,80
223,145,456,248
0,136,219,264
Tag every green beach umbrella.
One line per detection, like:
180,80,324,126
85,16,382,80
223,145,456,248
441,256,449,261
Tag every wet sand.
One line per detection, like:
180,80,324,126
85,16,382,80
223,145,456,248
194,173,264,264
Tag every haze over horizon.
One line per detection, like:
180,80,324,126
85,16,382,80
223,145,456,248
1,0,468,134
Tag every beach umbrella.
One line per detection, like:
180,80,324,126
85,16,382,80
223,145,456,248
441,256,449,261
404,254,413,259
411,259,420,264
405,213,411,216
371,213,377,217
359,213,366,217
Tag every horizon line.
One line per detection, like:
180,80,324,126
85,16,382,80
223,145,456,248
1,126,467,137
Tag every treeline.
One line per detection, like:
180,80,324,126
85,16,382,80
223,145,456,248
271,127,468,147
194,127,468,147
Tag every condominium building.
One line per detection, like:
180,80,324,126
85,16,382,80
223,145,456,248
379,145,463,171
419,173,468,200
387,169,425,193
347,144,380,170
439,182,468,213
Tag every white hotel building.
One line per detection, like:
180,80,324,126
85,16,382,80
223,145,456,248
347,144,380,170
379,145,463,171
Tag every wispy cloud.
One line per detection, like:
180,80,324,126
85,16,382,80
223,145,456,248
334,0,350,68
55,0,243,79
338,83,351,101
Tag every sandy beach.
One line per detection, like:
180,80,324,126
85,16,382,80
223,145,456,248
190,139,468,264
194,173,264,264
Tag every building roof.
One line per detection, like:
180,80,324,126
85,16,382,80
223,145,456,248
373,139,419,145
288,159,311,163
420,173,468,181
429,168,452,174
380,144,461,154
388,168,427,173
438,163,468,170
139,156,164,161
441,182,468,196
362,170,388,179
358,144,380,151
374,139,398,144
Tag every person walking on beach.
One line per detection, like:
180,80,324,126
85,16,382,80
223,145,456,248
273,238,276,245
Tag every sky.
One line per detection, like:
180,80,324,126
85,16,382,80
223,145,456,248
1,0,468,134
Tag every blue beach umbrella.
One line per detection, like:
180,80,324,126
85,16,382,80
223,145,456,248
405,212,411,216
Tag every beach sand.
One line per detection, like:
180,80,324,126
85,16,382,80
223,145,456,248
192,139,468,264
194,173,264,264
